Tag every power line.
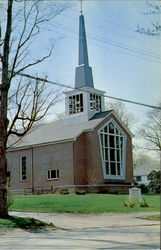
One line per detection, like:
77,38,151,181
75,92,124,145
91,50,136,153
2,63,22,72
134,146,160,151
41,25,160,64
104,95,161,110
60,12,160,48
46,21,161,62
1,69,160,110
86,13,161,44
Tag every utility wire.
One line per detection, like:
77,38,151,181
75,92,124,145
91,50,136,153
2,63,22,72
1,69,160,110
86,13,161,43
42,25,160,64
50,21,161,60
133,146,160,151
60,12,160,48
50,21,160,59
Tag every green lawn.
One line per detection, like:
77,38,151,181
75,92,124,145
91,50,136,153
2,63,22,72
9,194,160,214
0,216,51,233
138,214,160,221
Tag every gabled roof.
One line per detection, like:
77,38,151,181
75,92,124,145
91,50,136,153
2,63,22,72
8,109,133,151
8,111,113,150
90,110,113,120
134,164,160,176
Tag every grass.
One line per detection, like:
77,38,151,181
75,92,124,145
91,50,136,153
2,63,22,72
138,214,160,221
0,216,53,233
9,194,160,214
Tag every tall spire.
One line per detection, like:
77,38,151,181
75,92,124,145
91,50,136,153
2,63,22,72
75,12,94,89
80,0,83,14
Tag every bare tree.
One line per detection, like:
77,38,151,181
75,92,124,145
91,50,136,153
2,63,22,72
7,77,62,148
106,100,135,129
136,0,161,36
140,103,161,152
133,152,160,170
0,0,70,218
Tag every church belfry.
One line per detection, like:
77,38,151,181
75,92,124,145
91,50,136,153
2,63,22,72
65,9,105,124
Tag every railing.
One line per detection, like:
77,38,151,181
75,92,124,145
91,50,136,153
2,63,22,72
11,183,133,195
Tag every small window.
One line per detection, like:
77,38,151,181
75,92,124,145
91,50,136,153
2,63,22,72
20,156,27,181
47,169,59,180
147,175,151,181
136,176,142,182
69,93,83,114
90,94,102,112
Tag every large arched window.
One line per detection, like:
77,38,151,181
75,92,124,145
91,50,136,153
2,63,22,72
98,119,127,180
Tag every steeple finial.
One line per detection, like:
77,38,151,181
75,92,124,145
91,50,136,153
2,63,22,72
80,0,83,14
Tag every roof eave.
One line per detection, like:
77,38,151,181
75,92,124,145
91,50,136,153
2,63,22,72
7,138,76,152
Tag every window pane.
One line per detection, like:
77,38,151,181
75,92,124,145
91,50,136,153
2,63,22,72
109,122,114,134
116,150,120,162
106,162,109,175
147,175,150,181
48,171,50,179
120,137,123,149
136,176,141,182
99,96,102,111
69,94,83,114
104,126,108,133
110,162,116,175
120,150,123,162
80,94,83,111
109,135,114,148
117,163,120,175
100,133,104,145
21,156,26,181
105,148,108,161
115,128,119,135
76,94,79,102
57,170,59,178
51,170,56,179
22,156,26,164
110,149,115,161
116,136,119,148
105,134,108,147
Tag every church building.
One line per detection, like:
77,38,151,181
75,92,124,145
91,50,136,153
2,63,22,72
7,12,133,194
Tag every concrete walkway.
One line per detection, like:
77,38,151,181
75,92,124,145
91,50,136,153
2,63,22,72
0,212,160,250
9,211,160,230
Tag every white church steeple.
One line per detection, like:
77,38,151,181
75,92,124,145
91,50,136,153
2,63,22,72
65,6,105,124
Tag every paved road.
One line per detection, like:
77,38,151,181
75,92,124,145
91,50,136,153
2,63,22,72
0,212,160,250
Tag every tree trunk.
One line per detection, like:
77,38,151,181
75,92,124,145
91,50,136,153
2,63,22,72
0,0,13,218
0,119,8,218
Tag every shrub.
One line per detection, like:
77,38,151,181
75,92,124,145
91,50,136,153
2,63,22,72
75,189,86,195
140,198,149,207
98,189,108,194
123,200,135,208
108,190,119,194
138,183,149,193
59,189,69,195
148,170,161,193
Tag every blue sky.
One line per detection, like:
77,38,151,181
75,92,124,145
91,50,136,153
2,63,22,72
1,0,160,156
36,0,160,110
1,0,160,111
38,0,160,156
